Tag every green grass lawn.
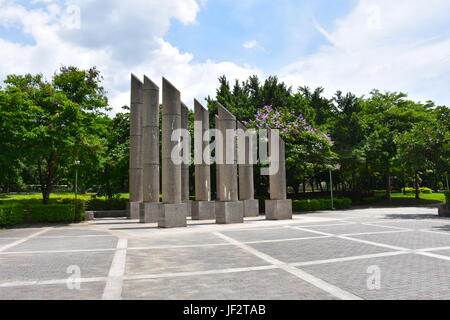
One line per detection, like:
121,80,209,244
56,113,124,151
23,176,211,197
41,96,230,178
0,193,130,202
372,191,446,207
390,192,445,202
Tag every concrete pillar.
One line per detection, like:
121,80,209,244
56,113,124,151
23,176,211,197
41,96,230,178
215,115,220,201
192,100,215,220
215,104,243,224
160,78,187,228
266,131,292,220
237,121,259,217
128,74,144,219
141,76,161,223
181,102,192,217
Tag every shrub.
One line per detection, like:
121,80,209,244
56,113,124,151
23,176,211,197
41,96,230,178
30,205,75,223
60,199,86,222
0,205,24,227
293,198,352,211
419,187,433,194
445,190,450,204
86,198,128,211
361,194,386,204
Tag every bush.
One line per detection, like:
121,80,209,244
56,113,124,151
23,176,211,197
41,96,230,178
419,187,433,194
361,194,386,204
0,205,24,227
30,205,75,223
293,198,352,211
60,199,86,222
404,187,433,194
86,198,128,211
445,190,450,204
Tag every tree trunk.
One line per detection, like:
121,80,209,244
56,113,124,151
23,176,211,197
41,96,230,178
386,169,391,200
414,172,420,200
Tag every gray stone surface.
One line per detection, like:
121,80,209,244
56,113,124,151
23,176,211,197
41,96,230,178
127,201,142,220
142,76,160,204
125,246,266,276
237,121,256,202
243,199,259,217
215,201,244,224
0,251,114,282
2,206,450,300
129,74,144,208
438,204,450,217
122,269,336,300
269,132,287,201
266,199,293,220
192,201,216,220
140,202,161,224
181,102,190,207
161,78,182,205
158,203,188,228
249,237,392,264
194,100,213,219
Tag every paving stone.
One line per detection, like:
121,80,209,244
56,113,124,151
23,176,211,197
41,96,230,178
122,269,337,300
125,246,267,276
301,223,403,235
0,229,41,238
222,227,319,242
38,228,111,237
348,230,450,250
4,236,118,252
300,253,450,300
0,282,105,300
128,233,228,248
0,251,115,283
249,237,392,264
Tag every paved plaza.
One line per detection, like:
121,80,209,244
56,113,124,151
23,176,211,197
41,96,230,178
1,206,450,300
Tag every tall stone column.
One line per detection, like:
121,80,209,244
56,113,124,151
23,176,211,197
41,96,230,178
237,121,259,217
215,115,220,201
141,76,161,223
159,78,187,228
181,102,192,217
192,100,215,220
128,74,144,219
265,130,292,220
215,104,244,224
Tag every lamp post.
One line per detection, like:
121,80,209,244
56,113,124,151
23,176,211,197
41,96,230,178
328,164,341,210
446,172,449,190
74,160,80,207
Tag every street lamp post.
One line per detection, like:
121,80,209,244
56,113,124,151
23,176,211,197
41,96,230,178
329,167,335,210
74,160,80,212
328,164,340,210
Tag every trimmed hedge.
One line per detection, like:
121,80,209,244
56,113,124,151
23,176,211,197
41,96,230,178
30,205,75,223
0,205,24,227
61,199,86,222
404,187,433,194
445,190,450,204
86,198,128,211
293,198,352,211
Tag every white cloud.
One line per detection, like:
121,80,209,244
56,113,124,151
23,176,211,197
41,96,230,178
0,0,260,112
280,0,450,105
243,40,263,50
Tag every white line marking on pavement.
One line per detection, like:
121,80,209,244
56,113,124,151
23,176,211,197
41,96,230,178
102,238,128,300
213,232,362,300
340,230,413,237
419,229,450,236
360,223,413,231
291,251,408,267
0,277,107,288
416,251,450,262
291,226,410,251
124,265,278,281
0,228,52,252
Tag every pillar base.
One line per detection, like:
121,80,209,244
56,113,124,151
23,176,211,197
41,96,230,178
158,203,188,228
127,202,142,220
438,204,450,217
192,201,216,220
265,199,293,220
184,200,192,217
216,201,244,224
243,199,260,217
140,202,161,224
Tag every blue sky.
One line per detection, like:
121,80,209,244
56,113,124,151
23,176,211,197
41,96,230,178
1,0,450,112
